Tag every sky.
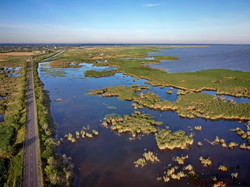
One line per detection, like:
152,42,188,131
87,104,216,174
0,0,250,44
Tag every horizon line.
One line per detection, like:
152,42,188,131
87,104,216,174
0,42,250,45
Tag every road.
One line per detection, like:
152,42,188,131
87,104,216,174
23,58,40,187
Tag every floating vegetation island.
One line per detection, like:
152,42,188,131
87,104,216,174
218,165,228,172
84,69,117,77
206,136,240,149
155,127,193,150
63,127,98,143
199,156,212,167
194,126,202,131
134,151,160,168
174,155,189,165
102,112,163,138
231,121,250,150
159,155,195,183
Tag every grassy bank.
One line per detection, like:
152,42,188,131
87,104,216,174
32,52,73,186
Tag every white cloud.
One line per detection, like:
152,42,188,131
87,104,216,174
144,3,161,7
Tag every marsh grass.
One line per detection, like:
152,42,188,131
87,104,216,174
58,47,250,97
84,69,118,77
63,127,98,143
50,60,82,68
218,165,228,172
134,151,160,168
231,121,250,149
155,127,193,150
174,155,188,165
89,86,250,120
160,158,195,183
199,156,212,167
103,111,163,138
194,126,202,131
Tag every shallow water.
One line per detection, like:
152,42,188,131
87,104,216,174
0,66,22,77
38,46,250,187
0,114,3,122
201,90,250,104
148,45,250,73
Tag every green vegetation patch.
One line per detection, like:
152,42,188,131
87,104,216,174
162,166,186,182
0,54,28,186
206,136,228,148
89,86,137,101
153,56,179,61
102,111,163,138
63,127,99,143
0,158,7,184
199,156,212,167
89,86,250,120
174,155,189,165
157,154,195,183
206,136,240,149
84,69,118,77
194,126,202,131
218,165,228,172
50,60,82,68
0,125,15,158
174,93,250,120
155,127,193,150
134,151,160,168
231,121,250,149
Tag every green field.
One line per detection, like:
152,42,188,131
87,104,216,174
0,55,28,186
48,46,250,97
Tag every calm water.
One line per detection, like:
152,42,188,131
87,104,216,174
148,45,250,73
38,46,250,187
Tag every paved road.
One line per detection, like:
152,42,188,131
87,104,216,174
23,58,40,187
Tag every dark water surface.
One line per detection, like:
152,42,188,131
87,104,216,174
38,46,250,187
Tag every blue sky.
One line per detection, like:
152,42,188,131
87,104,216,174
0,0,250,43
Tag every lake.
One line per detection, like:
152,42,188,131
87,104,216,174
38,45,250,187
148,45,250,73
